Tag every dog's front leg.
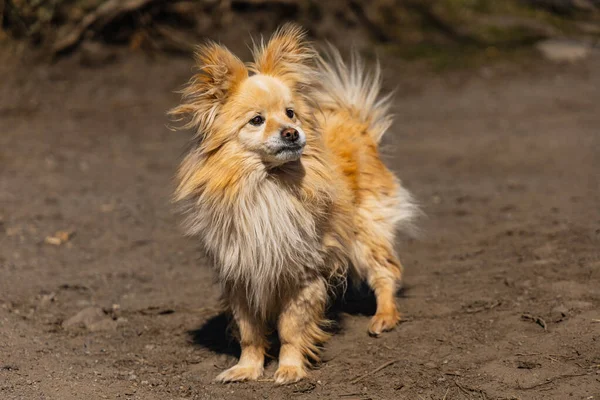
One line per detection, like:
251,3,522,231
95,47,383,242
274,277,329,384
215,304,266,382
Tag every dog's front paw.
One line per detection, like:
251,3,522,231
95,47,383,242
215,364,263,383
368,311,400,337
274,364,307,385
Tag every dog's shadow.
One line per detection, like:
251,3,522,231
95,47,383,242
188,313,241,357
188,281,409,360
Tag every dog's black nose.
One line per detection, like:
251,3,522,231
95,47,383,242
280,128,299,142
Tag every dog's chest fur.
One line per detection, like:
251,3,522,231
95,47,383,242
186,175,325,316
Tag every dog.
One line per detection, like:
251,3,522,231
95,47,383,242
169,24,418,384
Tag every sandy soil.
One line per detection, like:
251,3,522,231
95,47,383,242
1,48,599,400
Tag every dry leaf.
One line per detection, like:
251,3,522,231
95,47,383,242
45,230,75,246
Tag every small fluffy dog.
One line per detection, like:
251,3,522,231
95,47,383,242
170,24,417,384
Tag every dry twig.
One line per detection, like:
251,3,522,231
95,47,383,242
519,373,588,390
442,387,450,400
455,380,472,397
350,359,400,384
455,380,487,399
53,0,164,54
463,300,502,314
521,313,548,331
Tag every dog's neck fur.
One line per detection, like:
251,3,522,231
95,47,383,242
177,141,337,319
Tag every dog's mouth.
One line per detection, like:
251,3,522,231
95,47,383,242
275,144,304,155
262,136,306,165
271,143,305,161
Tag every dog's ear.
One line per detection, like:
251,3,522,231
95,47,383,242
251,23,316,88
169,42,248,136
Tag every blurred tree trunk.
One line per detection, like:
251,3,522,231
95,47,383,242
0,1,5,35
2,0,598,56
522,0,600,13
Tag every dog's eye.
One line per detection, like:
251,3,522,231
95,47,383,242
249,115,264,126
286,109,294,119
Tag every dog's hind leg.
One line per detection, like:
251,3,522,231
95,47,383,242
365,249,403,337
354,229,403,337
274,278,329,384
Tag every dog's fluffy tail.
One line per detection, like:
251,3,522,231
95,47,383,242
316,46,393,144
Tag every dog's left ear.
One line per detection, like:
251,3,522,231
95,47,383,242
169,42,248,137
251,23,316,88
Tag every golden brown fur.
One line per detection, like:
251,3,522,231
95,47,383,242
170,24,418,384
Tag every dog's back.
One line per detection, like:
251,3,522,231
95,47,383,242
315,48,419,336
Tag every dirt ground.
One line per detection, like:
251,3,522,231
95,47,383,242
1,45,599,400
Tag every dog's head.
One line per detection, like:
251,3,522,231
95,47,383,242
170,24,316,167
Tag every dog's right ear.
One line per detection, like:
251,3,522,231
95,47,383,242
169,42,247,136
250,23,316,89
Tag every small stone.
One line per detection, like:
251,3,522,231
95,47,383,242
536,39,592,63
62,306,117,332
38,292,56,308
89,317,118,332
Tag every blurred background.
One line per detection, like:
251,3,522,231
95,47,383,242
1,2,599,400
1,0,599,67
